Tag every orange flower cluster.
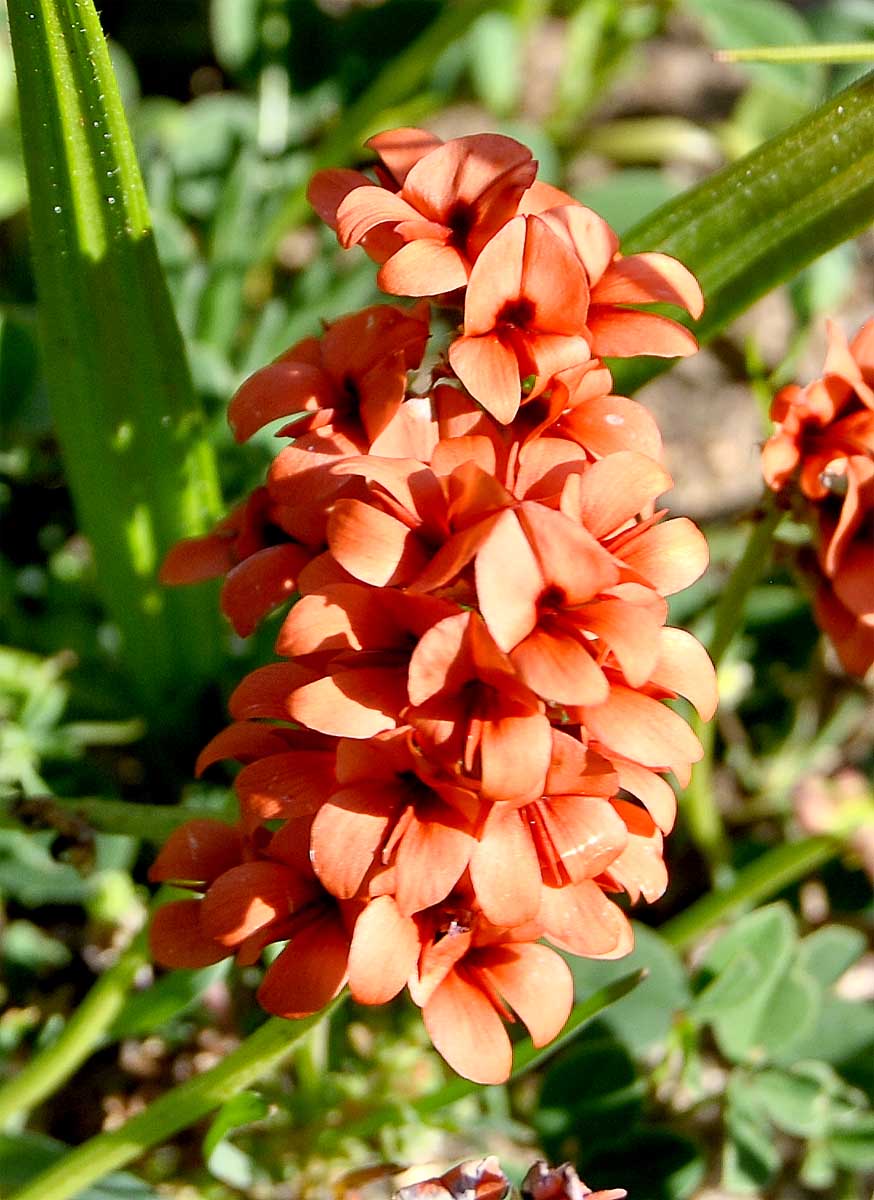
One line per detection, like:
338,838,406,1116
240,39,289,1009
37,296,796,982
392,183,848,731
390,1155,624,1200
154,129,716,1085
762,318,874,676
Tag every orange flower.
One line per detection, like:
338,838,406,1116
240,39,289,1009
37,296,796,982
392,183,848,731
310,728,481,915
762,318,874,677
448,214,592,423
328,133,536,296
537,204,703,358
228,304,430,447
408,901,573,1085
407,610,553,805
396,1157,510,1200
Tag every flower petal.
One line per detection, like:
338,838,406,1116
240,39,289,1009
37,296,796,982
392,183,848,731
378,239,469,296
348,895,420,1004
588,308,698,358
471,806,542,926
228,361,334,442
200,861,313,946
649,627,718,720
423,969,513,1084
149,900,229,969
221,544,311,637
287,666,407,738
310,786,398,898
235,751,336,826
511,626,609,706
449,333,522,424
592,253,704,318
581,686,703,775
619,518,709,595
559,393,663,460
475,511,543,650
257,910,349,1018
539,879,631,957
573,451,671,539
328,498,431,586
479,941,573,1046
149,819,242,886
395,803,477,915
540,794,628,883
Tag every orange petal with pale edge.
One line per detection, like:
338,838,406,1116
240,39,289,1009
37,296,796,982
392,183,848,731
348,896,420,1004
479,942,573,1046
560,394,663,460
310,786,397,898
149,900,229,969
423,969,513,1084
518,502,619,603
221,544,311,637
582,687,703,773
593,253,704,318
148,819,242,886
471,806,542,926
336,186,422,246
306,167,371,229
573,451,671,539
257,911,349,1018
480,708,552,805
200,862,313,945
606,799,667,903
366,127,443,185
611,758,677,833
475,511,542,651
588,309,697,359
650,627,718,720
463,217,526,333
620,518,709,596
328,499,430,586
228,361,333,442
539,879,631,957
287,667,407,738
395,806,476,915
540,795,628,883
580,598,662,688
521,217,590,333
449,334,522,424
378,240,469,296
511,626,609,707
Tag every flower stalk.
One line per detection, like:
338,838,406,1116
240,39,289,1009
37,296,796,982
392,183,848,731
681,495,784,880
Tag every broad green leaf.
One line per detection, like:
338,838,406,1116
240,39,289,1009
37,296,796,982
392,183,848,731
797,923,867,986
752,965,820,1058
723,1076,781,1193
8,0,223,728
536,1032,643,1150
747,1065,836,1138
693,904,798,1062
612,69,874,395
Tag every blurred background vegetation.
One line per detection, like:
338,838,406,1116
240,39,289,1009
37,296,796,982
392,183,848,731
1,2,873,1198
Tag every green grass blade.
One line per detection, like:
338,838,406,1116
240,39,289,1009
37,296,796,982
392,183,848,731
612,69,874,393
8,0,223,725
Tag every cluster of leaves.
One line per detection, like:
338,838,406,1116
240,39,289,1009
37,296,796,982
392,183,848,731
1,2,874,1200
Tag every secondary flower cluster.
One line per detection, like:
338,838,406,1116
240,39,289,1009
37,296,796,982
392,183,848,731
392,1156,624,1200
762,318,874,676
153,129,716,1085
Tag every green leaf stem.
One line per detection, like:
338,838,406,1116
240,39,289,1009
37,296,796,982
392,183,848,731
7,0,223,727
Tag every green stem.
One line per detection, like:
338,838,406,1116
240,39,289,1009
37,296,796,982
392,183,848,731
707,493,784,670
661,835,838,953
6,1004,340,1200
716,43,874,65
0,928,149,1129
682,495,784,878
